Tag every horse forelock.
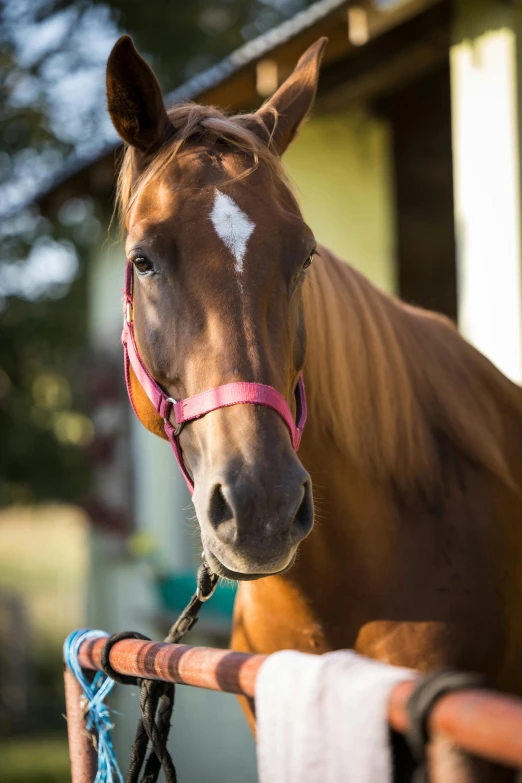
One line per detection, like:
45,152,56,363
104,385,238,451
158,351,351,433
115,103,285,231
304,251,522,497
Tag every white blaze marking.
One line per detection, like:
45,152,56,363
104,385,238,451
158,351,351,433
210,190,255,276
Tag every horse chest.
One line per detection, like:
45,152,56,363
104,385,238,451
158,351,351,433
231,578,330,656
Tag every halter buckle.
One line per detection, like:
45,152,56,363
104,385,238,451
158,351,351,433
164,397,183,436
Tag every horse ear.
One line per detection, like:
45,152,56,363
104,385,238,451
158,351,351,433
255,37,327,155
106,35,173,154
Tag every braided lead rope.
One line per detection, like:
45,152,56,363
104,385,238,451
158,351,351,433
100,560,219,783
63,629,124,783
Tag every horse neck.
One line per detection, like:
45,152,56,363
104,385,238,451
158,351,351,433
301,246,520,499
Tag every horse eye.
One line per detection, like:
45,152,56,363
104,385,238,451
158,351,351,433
302,251,315,271
133,257,154,276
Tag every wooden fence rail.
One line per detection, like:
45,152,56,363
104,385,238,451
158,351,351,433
65,634,522,783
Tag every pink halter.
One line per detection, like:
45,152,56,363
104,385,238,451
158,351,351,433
121,262,307,493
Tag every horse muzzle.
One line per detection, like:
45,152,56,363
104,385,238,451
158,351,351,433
195,467,314,580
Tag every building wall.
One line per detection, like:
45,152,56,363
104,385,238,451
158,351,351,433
284,107,396,294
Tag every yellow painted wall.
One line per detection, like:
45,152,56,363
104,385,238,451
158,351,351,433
283,108,396,293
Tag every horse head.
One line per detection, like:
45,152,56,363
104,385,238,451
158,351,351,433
106,35,327,579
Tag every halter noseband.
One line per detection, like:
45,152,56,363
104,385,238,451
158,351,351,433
121,262,307,494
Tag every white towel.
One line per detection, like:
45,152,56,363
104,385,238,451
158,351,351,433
255,649,415,783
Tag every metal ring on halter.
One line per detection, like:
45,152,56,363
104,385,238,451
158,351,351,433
197,577,218,602
197,558,219,602
164,397,183,436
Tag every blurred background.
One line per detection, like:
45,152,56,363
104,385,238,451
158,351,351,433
1,0,521,780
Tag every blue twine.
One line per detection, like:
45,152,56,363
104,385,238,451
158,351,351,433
64,629,124,783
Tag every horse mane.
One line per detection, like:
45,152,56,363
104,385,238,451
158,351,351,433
116,103,284,228
304,249,522,495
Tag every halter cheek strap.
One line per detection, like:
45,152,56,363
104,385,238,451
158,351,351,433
121,262,307,494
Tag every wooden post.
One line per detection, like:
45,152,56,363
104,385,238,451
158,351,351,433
63,662,97,783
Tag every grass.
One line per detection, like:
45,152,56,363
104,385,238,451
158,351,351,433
0,736,71,783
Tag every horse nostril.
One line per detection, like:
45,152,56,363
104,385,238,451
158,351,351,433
208,483,236,544
291,480,314,544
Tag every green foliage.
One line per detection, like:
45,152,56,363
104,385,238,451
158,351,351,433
0,269,90,506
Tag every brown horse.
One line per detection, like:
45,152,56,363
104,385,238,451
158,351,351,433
106,34,522,734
